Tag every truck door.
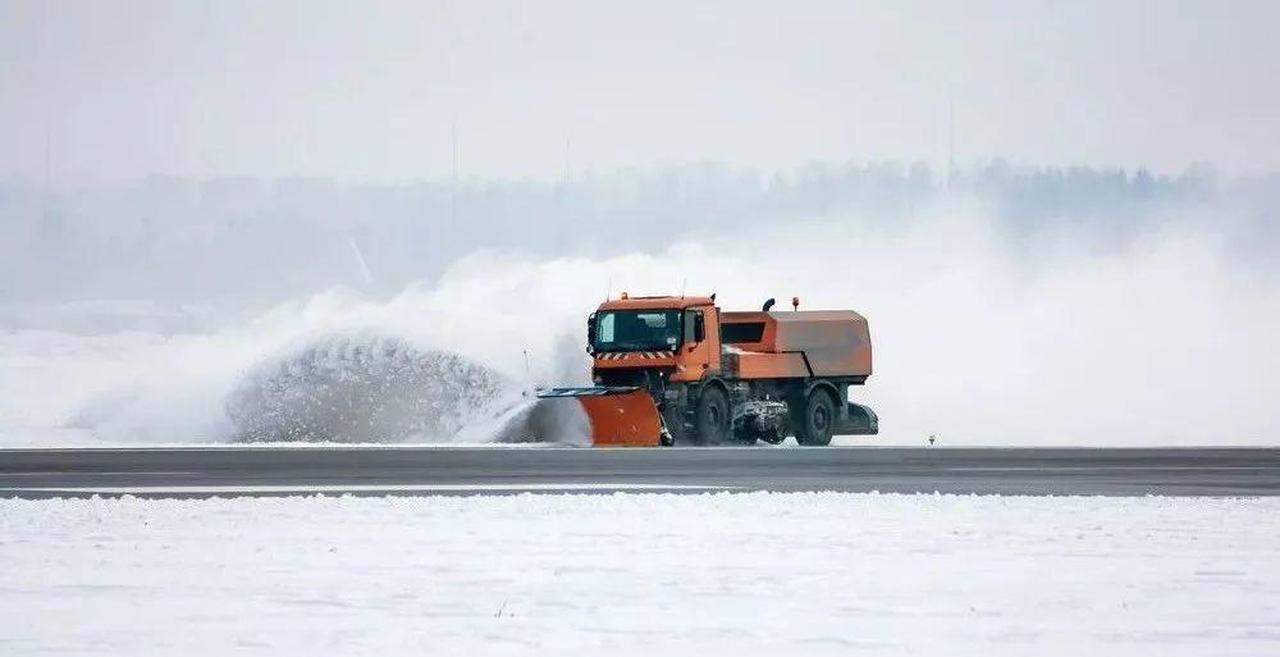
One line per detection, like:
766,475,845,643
674,305,721,381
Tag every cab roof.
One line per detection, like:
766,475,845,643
597,295,715,311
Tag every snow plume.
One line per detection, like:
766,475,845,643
474,395,593,446
14,283,602,446
225,333,507,443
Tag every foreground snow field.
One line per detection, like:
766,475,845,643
2,493,1278,656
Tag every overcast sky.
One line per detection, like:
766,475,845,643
2,0,1278,182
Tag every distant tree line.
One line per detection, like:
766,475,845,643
0,161,1273,306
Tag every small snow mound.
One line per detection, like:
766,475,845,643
226,332,508,443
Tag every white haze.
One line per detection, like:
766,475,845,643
0,176,1275,447
5,1,1280,180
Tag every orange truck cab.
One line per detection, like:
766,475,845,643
584,294,877,446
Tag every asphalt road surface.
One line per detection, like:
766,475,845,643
1,446,1277,499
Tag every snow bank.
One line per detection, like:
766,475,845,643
2,493,1277,656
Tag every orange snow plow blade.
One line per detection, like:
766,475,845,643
535,386,664,447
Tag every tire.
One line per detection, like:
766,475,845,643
693,385,730,446
794,388,836,446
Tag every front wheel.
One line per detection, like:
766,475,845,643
693,385,730,446
794,389,836,446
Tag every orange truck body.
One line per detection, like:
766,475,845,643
719,310,873,380
541,294,877,447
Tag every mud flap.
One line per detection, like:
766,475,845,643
836,402,879,436
535,387,664,447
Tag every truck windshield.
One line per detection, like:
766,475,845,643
594,310,682,352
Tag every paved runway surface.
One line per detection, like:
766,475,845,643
2,446,1278,498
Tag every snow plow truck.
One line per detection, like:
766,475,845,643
536,294,877,446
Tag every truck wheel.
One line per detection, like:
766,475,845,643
694,385,730,446
794,389,836,446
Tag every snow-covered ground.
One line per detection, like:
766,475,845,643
2,492,1278,656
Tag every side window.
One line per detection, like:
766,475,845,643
722,322,765,343
599,313,615,343
684,310,699,343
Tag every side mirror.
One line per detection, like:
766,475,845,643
585,313,597,354
693,313,705,343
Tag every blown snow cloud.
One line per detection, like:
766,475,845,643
1,193,1275,446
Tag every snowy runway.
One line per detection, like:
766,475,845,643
2,492,1278,655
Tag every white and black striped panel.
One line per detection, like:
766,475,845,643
597,351,671,361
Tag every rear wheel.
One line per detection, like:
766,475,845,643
794,388,836,446
693,385,730,446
